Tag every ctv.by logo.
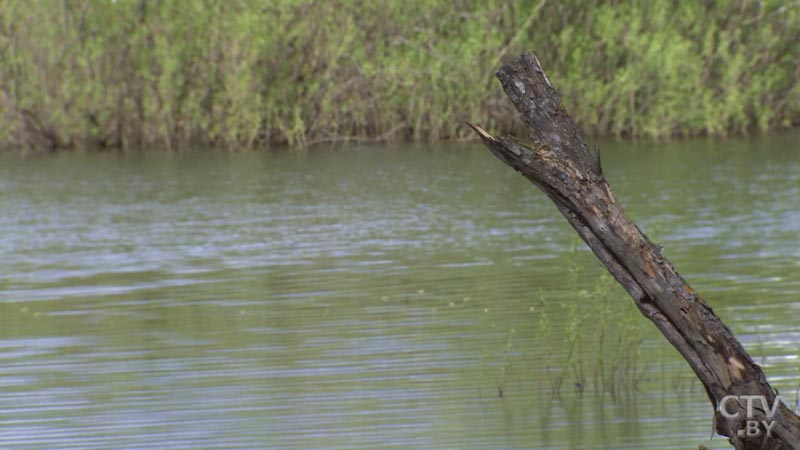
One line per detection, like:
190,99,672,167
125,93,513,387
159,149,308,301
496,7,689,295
718,395,781,438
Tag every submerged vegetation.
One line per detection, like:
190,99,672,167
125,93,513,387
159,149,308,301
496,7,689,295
1,0,799,151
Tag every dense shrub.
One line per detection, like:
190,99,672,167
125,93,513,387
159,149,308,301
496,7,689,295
0,0,798,151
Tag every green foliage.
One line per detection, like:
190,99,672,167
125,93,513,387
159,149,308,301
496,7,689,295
1,0,798,151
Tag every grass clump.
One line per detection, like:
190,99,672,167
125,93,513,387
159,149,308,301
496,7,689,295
484,239,650,400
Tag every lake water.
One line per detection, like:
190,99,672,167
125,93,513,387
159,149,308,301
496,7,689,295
1,133,799,449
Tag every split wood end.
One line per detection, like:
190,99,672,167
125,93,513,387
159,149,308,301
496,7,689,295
465,121,496,142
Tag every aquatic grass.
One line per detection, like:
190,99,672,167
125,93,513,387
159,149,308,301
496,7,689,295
1,1,799,152
794,368,800,413
567,270,647,399
496,327,517,398
526,288,563,399
563,302,586,396
606,312,647,397
481,258,650,400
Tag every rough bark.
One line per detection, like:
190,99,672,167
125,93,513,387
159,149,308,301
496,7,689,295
469,52,800,450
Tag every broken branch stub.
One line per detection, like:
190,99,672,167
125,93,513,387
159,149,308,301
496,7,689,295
469,52,800,450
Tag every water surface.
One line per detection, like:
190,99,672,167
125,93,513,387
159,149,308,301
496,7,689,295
1,133,799,449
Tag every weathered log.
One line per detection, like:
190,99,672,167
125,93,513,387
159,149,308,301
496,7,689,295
469,52,800,450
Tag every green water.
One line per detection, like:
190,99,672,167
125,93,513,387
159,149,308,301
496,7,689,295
1,134,799,449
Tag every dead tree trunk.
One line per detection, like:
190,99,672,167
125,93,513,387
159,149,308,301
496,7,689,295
468,52,800,450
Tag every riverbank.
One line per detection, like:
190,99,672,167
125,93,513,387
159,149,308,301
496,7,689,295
1,1,798,152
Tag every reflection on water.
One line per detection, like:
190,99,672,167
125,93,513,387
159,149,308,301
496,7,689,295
1,133,799,449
